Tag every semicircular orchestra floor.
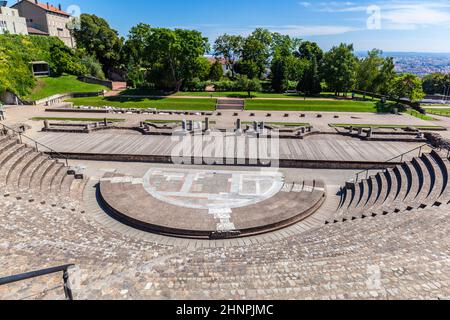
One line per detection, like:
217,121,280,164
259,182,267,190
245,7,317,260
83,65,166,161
98,168,326,239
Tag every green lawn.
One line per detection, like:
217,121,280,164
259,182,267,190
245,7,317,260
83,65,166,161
243,121,310,127
330,123,446,130
67,96,216,111
119,89,337,99
174,91,312,99
245,99,384,112
27,75,110,101
31,117,125,122
404,109,437,121
425,108,450,118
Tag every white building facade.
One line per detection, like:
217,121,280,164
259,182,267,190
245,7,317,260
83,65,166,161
0,5,28,35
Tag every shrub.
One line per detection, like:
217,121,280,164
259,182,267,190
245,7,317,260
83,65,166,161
182,79,210,92
81,55,106,80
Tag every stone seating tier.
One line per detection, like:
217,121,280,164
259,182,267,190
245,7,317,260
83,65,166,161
0,131,448,300
331,150,450,223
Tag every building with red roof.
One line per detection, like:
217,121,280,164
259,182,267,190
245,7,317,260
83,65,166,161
11,0,75,47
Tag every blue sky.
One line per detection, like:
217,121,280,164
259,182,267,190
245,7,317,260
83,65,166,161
53,0,450,52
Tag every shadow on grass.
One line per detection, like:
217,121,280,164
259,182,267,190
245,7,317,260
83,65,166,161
119,88,171,96
376,102,406,113
103,96,166,103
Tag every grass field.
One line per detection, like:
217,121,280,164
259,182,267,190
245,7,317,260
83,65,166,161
243,122,310,127
27,75,110,101
330,123,446,130
173,91,334,99
425,108,450,117
31,117,125,122
120,89,339,99
67,96,217,111
245,99,383,112
404,109,437,121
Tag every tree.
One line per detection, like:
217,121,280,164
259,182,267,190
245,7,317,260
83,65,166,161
49,42,87,76
297,56,321,95
123,23,152,68
209,60,223,81
377,57,396,95
73,14,124,77
271,58,289,93
235,76,262,97
391,73,425,103
297,41,323,62
196,57,212,81
422,73,450,95
271,35,303,93
322,43,358,96
146,28,209,91
213,34,244,78
295,41,323,95
355,49,395,96
241,28,273,79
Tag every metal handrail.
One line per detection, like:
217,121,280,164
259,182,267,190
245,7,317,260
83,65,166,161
0,123,69,167
0,264,75,300
351,143,430,183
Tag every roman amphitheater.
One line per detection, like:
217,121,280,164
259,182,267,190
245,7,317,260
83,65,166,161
0,101,449,300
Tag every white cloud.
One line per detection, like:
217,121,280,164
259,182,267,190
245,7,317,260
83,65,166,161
381,2,450,29
315,1,450,29
299,2,312,8
253,25,359,36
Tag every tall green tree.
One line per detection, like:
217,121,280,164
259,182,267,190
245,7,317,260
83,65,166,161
422,73,450,95
297,56,321,95
123,23,152,68
355,49,395,96
73,14,124,77
213,34,244,78
209,60,224,81
297,41,323,62
391,73,425,103
146,28,209,91
322,43,358,96
296,41,323,95
270,35,302,92
241,28,273,79
235,76,262,97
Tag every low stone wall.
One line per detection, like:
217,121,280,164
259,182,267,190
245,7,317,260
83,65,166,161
77,76,113,90
0,91,24,105
32,91,104,106
46,151,403,170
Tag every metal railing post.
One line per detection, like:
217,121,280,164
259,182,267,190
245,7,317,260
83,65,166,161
63,270,73,301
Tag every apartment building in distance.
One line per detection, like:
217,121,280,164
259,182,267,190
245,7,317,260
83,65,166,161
0,2,28,35
11,0,75,48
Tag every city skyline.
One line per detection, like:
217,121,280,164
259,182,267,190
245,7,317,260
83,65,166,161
44,0,450,53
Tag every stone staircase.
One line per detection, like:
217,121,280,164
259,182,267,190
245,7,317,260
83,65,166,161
215,98,245,111
329,150,450,224
0,133,87,209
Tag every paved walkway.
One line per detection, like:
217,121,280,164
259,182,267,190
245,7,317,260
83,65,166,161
34,132,427,163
